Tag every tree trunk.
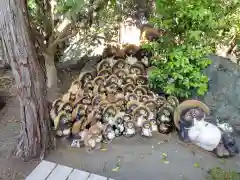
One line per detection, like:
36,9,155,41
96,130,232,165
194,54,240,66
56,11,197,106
0,0,54,160
43,53,58,90
0,38,5,65
0,38,11,69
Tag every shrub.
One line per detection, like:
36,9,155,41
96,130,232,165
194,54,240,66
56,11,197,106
145,0,240,98
145,42,212,98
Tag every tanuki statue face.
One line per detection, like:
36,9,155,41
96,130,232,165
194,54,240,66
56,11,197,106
99,85,105,93
157,100,164,107
136,90,143,96
130,67,141,75
141,96,148,102
94,110,102,119
102,62,110,69
83,74,93,84
163,109,170,116
139,109,147,116
137,79,144,85
82,98,91,104
117,62,125,69
117,71,126,78
125,78,134,84
64,104,73,112
70,93,76,101
127,121,134,128
143,122,150,129
124,115,131,121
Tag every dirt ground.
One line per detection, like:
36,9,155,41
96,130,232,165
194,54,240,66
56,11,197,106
0,69,78,180
0,69,42,180
0,97,40,180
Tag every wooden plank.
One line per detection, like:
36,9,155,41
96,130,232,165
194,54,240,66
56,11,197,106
47,164,73,180
88,173,108,180
25,160,57,180
67,169,90,180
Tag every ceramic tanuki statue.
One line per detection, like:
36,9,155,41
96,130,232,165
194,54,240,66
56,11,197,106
49,42,181,152
174,100,239,158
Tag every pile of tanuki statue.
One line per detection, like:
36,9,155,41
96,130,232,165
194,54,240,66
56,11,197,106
49,43,180,152
48,23,240,157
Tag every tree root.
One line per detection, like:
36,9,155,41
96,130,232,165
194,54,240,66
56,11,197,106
12,134,25,159
12,130,55,161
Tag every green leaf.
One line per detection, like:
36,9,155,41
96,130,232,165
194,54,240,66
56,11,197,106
183,78,190,89
194,163,200,168
100,148,108,152
112,166,120,172
197,83,208,96
161,153,168,157
189,30,202,40
163,160,170,164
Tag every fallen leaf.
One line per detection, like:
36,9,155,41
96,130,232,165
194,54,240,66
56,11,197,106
100,148,108,151
112,166,120,172
161,152,167,157
194,163,200,168
163,160,169,164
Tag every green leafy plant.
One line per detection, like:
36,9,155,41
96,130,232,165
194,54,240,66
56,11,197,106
145,41,212,98
207,167,240,180
145,0,240,98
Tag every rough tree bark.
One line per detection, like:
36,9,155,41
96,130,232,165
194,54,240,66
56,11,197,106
0,0,54,160
0,39,5,65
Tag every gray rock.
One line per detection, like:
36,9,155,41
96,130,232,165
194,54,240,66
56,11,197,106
198,55,240,129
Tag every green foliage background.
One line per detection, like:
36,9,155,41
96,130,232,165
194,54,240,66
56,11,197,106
27,0,240,98
145,0,240,98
